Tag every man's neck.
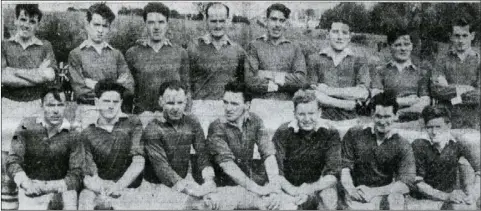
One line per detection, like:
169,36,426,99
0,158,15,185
455,47,472,61
97,115,119,126
43,119,63,138
375,130,389,142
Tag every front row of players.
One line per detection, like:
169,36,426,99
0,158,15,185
6,80,480,210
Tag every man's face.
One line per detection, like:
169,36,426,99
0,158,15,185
146,12,168,42
43,93,66,126
86,13,111,43
160,88,186,121
451,25,475,53
294,101,320,131
425,117,451,144
266,10,287,39
95,91,122,121
329,22,351,51
390,35,413,62
14,10,39,40
206,5,228,39
373,105,396,134
223,91,248,122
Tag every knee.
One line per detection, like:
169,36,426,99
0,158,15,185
319,188,338,210
387,193,405,210
78,189,96,209
61,190,78,210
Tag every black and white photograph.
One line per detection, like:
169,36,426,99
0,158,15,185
1,1,480,210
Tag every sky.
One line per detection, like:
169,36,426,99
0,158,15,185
2,1,377,19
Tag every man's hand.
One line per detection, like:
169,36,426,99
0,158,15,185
38,59,55,81
345,186,364,202
203,192,222,210
105,182,123,198
193,180,217,197
311,83,329,94
357,185,376,203
84,175,104,194
448,190,468,204
262,193,281,210
85,78,98,89
20,179,42,197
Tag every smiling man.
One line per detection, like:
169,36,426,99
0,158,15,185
245,3,306,101
272,87,341,210
187,2,248,134
78,80,144,210
68,3,135,129
126,2,190,124
307,18,371,121
6,87,83,210
406,105,480,210
371,27,430,128
430,17,480,129
2,4,57,152
340,90,416,210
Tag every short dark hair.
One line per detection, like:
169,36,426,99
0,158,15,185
41,87,65,104
15,4,43,22
143,2,170,22
328,17,351,30
158,80,186,97
292,86,321,110
451,16,475,33
224,81,252,103
205,2,230,19
386,27,411,45
371,90,399,114
87,3,115,24
266,3,291,19
94,80,126,99
422,105,451,124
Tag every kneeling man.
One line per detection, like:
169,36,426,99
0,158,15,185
340,90,416,210
272,87,341,210
6,87,83,210
407,105,480,210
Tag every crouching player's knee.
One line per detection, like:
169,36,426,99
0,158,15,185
387,193,405,210
78,189,98,210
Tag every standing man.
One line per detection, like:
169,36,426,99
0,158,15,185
205,81,297,210
78,81,144,210
307,18,371,121
6,88,83,210
430,17,480,130
125,2,190,126
407,105,480,210
2,4,56,151
272,88,341,210
340,90,416,210
371,27,430,128
187,2,248,133
245,3,307,101
141,80,215,210
68,3,135,129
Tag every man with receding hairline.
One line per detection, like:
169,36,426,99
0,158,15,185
187,2,248,134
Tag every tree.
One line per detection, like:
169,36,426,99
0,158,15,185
67,7,77,12
170,9,181,19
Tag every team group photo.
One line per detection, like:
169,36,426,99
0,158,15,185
0,1,480,210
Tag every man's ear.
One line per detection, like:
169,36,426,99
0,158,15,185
470,32,476,40
158,97,164,108
245,101,251,110
94,98,99,106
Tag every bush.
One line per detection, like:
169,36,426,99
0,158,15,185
351,34,368,45
232,15,250,25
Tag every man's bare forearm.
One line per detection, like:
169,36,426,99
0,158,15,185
397,95,421,107
341,168,356,189
115,156,145,189
316,92,356,110
370,181,410,196
219,161,262,193
2,72,37,87
9,66,53,84
264,155,280,182
308,175,337,192
417,182,449,201
398,96,430,113
325,86,369,100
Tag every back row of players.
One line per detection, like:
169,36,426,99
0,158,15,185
2,2,480,210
